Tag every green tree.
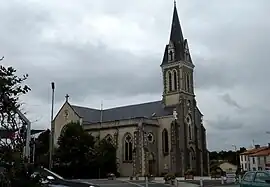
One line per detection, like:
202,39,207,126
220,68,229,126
55,122,96,178
95,138,117,177
0,61,42,186
0,62,31,155
34,129,50,167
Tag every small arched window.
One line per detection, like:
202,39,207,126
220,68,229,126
162,129,169,155
168,71,172,92
169,50,173,61
124,134,133,161
186,74,190,92
173,70,178,91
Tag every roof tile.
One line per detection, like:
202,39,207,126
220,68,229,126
250,148,270,156
240,147,268,155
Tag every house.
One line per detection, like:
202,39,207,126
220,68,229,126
210,161,237,175
249,145,270,171
240,145,268,171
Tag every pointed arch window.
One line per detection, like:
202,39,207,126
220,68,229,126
168,71,173,92
168,42,175,61
189,125,192,140
169,50,174,61
186,74,190,92
184,43,189,61
124,134,133,161
173,70,178,91
162,129,169,155
186,115,192,140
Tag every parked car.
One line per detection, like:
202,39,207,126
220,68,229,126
240,171,270,187
31,167,99,187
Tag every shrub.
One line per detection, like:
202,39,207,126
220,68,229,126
164,173,176,181
184,169,195,175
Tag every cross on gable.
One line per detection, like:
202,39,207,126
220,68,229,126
65,94,69,102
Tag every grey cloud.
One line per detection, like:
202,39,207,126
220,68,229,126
220,93,241,109
207,116,243,131
1,0,270,150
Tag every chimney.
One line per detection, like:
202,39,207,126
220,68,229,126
255,144,260,149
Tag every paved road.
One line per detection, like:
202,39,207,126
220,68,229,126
79,179,170,187
78,179,240,187
179,180,239,187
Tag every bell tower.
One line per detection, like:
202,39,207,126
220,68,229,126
161,2,195,107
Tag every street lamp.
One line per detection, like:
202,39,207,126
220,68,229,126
49,82,55,170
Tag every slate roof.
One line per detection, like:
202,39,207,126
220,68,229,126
71,100,174,124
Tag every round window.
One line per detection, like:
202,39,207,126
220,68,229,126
147,133,154,143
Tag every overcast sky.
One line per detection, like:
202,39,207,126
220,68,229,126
1,0,270,151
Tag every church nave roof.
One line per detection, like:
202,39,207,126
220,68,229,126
71,100,174,124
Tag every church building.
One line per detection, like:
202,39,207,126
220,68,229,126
53,3,210,177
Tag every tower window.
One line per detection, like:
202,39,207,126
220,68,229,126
186,74,190,92
173,70,178,91
169,50,174,61
168,71,172,92
184,45,189,61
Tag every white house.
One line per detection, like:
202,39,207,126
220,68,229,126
240,145,268,171
249,147,270,171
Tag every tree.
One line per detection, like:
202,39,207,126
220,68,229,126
34,129,50,167
209,147,247,166
95,138,117,177
55,122,96,178
0,62,31,157
0,61,43,186
55,122,118,178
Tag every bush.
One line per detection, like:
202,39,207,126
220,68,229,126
184,169,195,175
0,162,42,187
164,173,176,181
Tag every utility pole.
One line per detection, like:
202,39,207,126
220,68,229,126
49,82,55,170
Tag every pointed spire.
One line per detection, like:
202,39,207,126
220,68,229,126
169,1,184,44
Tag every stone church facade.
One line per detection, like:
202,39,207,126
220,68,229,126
53,4,209,177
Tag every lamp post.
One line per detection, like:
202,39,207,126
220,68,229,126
232,145,237,165
49,82,55,170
